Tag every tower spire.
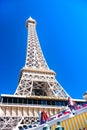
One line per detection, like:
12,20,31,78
25,17,49,69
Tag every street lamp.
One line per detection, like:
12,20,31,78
83,91,87,101
43,122,51,130
55,122,64,130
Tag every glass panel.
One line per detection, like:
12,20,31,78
52,100,55,105
23,98,28,104
18,98,23,104
3,97,7,103
13,98,17,103
47,100,52,105
0,96,2,103
55,101,60,106
38,100,41,105
8,97,12,103
27,99,32,104
32,99,37,104
57,101,65,106
41,100,47,105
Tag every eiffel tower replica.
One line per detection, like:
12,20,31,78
0,17,70,130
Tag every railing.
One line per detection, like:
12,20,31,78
0,102,66,109
30,106,87,130
15,105,87,130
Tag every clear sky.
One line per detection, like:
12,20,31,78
0,0,87,99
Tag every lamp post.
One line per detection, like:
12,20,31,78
43,122,51,130
83,91,87,101
55,122,64,130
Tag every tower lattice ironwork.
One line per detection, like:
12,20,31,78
0,17,70,130
15,17,69,98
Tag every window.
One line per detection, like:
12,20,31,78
3,97,7,103
22,98,27,104
47,100,52,105
38,100,41,105
41,100,47,105
8,98,12,103
0,97,2,103
32,99,37,104
52,101,55,105
13,98,17,104
27,99,32,104
18,98,23,104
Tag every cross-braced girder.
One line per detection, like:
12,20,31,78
15,69,69,98
0,116,39,130
0,117,21,130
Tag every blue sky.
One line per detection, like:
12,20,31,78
0,0,87,99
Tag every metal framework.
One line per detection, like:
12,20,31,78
0,17,70,130
15,17,69,98
0,117,21,130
